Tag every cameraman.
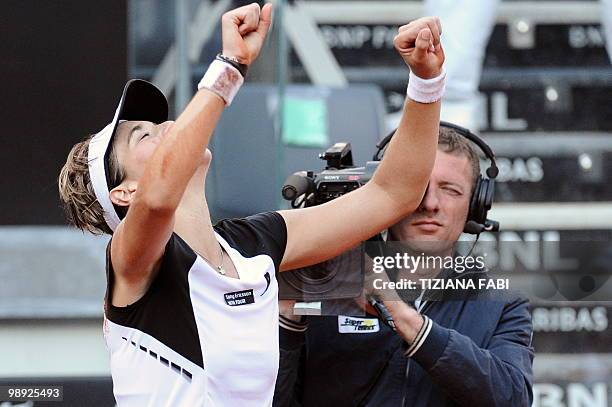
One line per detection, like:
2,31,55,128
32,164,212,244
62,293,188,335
274,126,534,407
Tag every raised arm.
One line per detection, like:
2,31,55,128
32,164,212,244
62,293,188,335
279,17,444,271
111,4,272,291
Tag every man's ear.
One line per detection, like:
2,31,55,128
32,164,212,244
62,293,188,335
109,181,138,208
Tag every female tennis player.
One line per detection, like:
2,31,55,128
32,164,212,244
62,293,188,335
58,3,445,406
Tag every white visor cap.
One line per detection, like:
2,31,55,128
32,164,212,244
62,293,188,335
87,79,168,232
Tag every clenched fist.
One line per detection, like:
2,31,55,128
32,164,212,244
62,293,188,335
394,17,445,79
222,2,273,66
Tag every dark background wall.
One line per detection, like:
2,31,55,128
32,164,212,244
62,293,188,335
0,1,127,225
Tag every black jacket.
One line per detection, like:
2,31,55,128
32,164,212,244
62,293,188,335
274,287,534,406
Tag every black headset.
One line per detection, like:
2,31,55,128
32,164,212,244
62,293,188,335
373,121,500,235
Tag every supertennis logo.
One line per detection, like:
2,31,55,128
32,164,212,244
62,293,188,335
338,316,380,334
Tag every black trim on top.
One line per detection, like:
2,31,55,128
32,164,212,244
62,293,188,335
120,336,193,383
214,211,287,273
105,235,203,369
104,211,287,371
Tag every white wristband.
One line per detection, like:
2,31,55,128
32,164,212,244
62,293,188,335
198,59,244,105
406,67,446,104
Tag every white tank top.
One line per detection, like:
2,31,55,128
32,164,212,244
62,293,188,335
103,212,287,406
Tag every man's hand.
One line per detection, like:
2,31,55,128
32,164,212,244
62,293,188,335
394,16,445,79
221,2,273,65
363,255,424,342
383,299,424,343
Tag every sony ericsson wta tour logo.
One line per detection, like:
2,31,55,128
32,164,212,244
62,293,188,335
224,289,255,306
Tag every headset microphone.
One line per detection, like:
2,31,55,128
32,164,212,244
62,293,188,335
464,219,500,235
464,221,485,235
